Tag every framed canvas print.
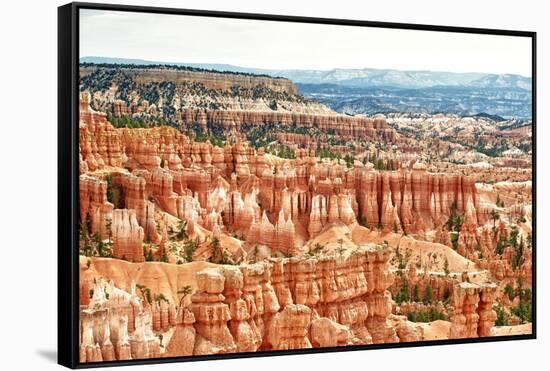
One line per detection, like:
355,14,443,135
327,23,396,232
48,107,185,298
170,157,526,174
58,2,536,368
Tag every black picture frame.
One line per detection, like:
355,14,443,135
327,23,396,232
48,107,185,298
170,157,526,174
58,2,537,368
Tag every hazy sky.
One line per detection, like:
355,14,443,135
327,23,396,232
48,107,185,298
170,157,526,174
80,9,532,76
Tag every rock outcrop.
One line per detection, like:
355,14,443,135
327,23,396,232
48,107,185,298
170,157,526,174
80,65,299,95
80,244,417,361
80,175,113,240
79,96,487,261
356,166,485,234
79,96,123,170
78,279,172,363
112,209,145,263
449,282,497,339
166,245,401,355
175,109,396,142
80,65,397,144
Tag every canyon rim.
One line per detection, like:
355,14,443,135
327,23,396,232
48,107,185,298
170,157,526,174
74,7,534,365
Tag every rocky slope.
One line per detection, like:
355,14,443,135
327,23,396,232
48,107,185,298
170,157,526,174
81,63,299,94
79,63,396,146
79,245,499,361
79,96,494,257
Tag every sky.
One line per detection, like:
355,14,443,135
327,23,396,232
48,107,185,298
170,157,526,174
80,9,532,77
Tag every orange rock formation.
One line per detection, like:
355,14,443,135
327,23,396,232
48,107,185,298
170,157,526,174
80,244,416,361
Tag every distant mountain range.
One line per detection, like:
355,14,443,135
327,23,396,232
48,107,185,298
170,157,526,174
80,56,531,90
80,57,532,119
298,83,532,119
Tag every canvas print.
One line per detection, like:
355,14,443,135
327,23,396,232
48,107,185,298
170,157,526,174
77,8,533,364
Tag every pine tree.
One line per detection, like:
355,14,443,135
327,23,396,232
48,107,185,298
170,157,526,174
178,285,192,309
413,284,420,302
495,305,509,326
490,209,500,229
210,237,223,263
377,158,385,170
183,238,198,262
337,238,344,256
105,217,112,245
160,250,169,263
176,220,188,241
145,248,154,262
106,175,114,203
504,284,515,301
423,286,433,304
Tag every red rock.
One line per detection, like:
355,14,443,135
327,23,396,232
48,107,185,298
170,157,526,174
112,209,144,262
166,309,196,357
79,93,123,170
267,304,312,350
310,317,352,347
189,269,236,354
449,282,496,339
80,175,114,239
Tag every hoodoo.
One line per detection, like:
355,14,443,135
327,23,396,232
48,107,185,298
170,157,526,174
76,61,533,362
